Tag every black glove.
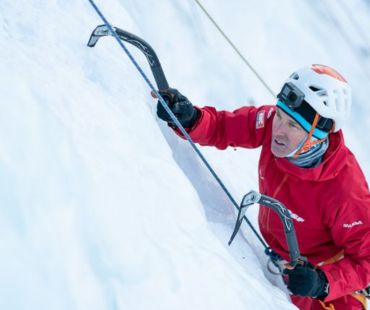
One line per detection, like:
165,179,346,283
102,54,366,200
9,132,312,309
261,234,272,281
284,262,328,298
156,88,199,128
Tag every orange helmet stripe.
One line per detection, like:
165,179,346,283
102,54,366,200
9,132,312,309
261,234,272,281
311,64,347,83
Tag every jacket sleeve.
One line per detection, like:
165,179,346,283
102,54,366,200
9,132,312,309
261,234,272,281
320,175,370,302
173,105,275,150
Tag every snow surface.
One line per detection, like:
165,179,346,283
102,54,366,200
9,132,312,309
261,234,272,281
1,0,369,309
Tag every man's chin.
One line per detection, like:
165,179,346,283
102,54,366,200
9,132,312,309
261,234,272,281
271,144,288,158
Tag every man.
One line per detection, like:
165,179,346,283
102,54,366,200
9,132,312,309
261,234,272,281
156,64,370,309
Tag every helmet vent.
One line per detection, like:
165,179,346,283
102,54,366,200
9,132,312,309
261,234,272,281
316,89,327,97
309,86,320,92
290,72,299,80
309,85,327,98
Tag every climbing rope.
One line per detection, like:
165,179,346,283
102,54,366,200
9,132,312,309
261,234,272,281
193,0,276,98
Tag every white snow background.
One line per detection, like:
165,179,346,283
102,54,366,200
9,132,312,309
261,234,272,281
0,0,369,309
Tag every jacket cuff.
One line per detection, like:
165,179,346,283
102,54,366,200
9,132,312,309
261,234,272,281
171,106,204,138
319,264,343,302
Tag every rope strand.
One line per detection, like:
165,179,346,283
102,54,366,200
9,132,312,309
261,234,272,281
193,0,275,98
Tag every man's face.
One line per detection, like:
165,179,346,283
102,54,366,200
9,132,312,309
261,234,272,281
271,108,307,157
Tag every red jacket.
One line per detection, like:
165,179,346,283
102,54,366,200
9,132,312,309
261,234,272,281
177,105,370,302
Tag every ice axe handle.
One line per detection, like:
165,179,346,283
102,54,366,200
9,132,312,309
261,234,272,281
257,194,303,267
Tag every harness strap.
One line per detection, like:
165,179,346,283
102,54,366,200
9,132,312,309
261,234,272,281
351,293,368,310
316,250,344,267
317,251,368,310
318,300,335,310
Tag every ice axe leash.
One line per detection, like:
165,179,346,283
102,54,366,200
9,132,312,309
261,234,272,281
86,0,303,273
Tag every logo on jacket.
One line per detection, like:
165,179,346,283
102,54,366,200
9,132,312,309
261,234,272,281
267,107,274,119
288,210,305,223
343,220,363,228
256,111,265,129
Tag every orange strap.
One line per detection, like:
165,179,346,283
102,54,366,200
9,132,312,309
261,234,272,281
293,113,329,158
316,251,344,267
319,300,335,310
319,295,367,310
351,293,368,310
317,251,368,310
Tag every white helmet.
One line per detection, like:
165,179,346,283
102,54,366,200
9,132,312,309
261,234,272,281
284,64,351,132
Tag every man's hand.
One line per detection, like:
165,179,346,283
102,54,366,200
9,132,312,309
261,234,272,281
155,88,199,128
284,262,329,298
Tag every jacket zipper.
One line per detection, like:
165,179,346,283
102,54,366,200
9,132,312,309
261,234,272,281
265,174,289,245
